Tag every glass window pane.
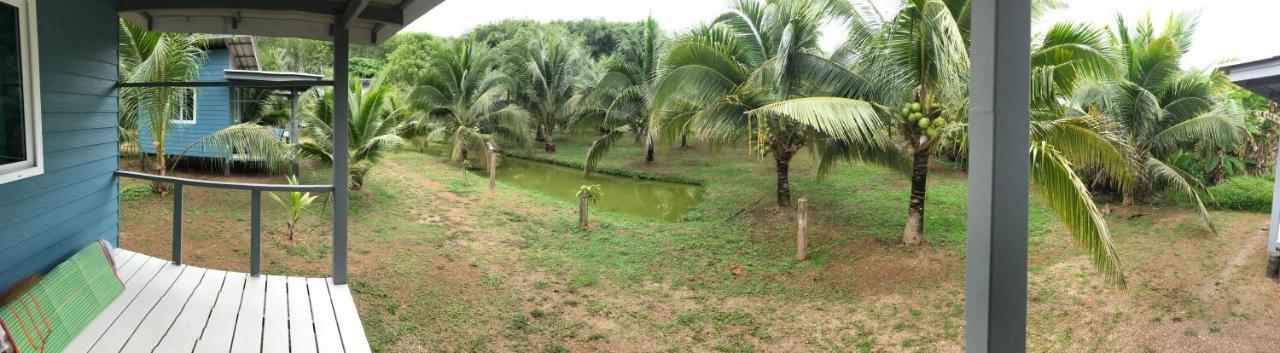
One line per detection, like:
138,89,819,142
0,3,24,166
178,88,195,121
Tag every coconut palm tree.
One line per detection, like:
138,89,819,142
652,0,892,208
505,29,592,153
1080,14,1248,232
404,40,531,165
579,17,664,175
118,19,204,192
294,77,407,189
837,0,971,245
755,1,1133,282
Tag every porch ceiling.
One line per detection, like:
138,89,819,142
117,0,445,45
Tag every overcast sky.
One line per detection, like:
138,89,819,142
405,0,1280,69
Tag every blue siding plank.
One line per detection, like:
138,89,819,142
0,165,117,230
0,0,120,290
41,112,118,133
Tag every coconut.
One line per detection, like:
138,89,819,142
933,118,947,127
917,118,931,129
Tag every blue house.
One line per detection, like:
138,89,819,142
137,36,323,164
0,0,443,351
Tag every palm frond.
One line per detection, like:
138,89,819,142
747,97,886,144
1030,142,1126,285
181,124,292,173
1146,157,1217,234
583,126,631,177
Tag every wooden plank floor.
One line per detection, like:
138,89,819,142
63,250,371,353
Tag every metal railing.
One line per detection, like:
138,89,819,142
116,171,335,277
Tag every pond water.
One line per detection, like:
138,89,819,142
463,155,705,221
483,156,706,219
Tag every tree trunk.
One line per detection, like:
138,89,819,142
645,136,655,163
151,140,169,194
351,170,364,190
903,147,929,245
681,134,688,149
775,152,793,208
543,125,557,153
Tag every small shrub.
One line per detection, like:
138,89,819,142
120,184,154,202
510,314,530,331
1207,176,1273,212
269,176,319,241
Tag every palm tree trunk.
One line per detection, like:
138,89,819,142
774,150,794,208
351,171,364,190
151,139,169,193
543,125,557,153
681,134,688,149
903,147,929,245
646,136,655,163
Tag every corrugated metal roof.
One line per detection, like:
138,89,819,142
118,0,445,45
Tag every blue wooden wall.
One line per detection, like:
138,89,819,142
138,47,232,159
0,0,119,290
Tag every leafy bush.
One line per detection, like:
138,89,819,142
120,184,154,202
1206,176,1274,212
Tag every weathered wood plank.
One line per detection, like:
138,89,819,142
230,275,267,353
87,262,187,352
308,278,345,353
193,272,248,353
288,277,319,353
62,255,163,353
262,276,291,353
118,267,208,352
330,281,372,353
153,269,228,352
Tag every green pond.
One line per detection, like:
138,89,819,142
459,155,705,221
486,156,706,219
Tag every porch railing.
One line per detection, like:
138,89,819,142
115,171,336,277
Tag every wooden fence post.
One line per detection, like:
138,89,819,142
489,148,497,192
579,196,589,230
797,198,808,261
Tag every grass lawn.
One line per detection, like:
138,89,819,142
119,137,1279,352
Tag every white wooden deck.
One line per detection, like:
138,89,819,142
63,250,371,353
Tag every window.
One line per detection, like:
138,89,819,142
0,0,40,185
173,88,196,123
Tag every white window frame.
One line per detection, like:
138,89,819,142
0,0,42,185
172,87,197,124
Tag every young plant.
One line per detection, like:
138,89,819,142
576,184,603,230
269,176,319,241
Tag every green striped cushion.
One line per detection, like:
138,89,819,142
0,241,124,353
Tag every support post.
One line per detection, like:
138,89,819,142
966,0,1031,351
251,189,262,276
1267,142,1280,278
172,183,183,265
797,198,808,261
289,90,301,177
579,196,589,230
332,22,351,285
488,148,497,192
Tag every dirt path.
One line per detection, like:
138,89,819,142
1200,227,1268,300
